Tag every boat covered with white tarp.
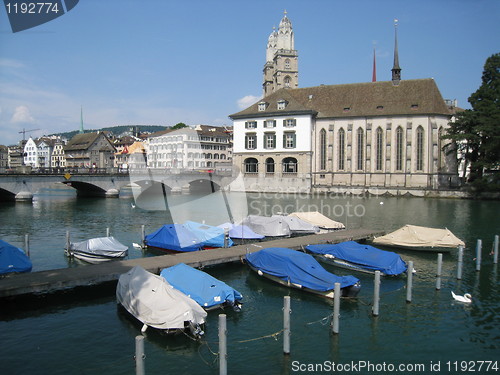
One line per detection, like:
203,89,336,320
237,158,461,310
66,236,128,263
288,211,345,230
373,225,465,251
240,215,291,237
272,215,320,234
116,266,207,338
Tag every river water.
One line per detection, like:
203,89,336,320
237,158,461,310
0,188,499,374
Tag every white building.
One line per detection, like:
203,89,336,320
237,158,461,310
23,137,38,168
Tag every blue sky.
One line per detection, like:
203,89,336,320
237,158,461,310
1,0,499,146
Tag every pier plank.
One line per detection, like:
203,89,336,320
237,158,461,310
0,228,384,299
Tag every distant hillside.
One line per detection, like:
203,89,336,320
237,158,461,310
50,125,167,140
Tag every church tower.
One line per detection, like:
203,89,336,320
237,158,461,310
263,11,299,97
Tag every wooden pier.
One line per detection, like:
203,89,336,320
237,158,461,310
0,228,384,299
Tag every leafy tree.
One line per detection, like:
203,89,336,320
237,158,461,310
171,122,188,130
446,52,500,190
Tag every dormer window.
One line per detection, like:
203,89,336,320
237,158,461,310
411,104,419,110
277,99,288,110
258,101,268,112
377,105,384,110
343,107,351,112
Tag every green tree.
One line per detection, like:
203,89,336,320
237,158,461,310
446,52,500,189
171,122,187,130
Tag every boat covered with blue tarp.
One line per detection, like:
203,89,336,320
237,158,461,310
183,221,233,248
161,263,243,310
246,247,360,298
144,224,203,252
305,241,407,276
0,239,32,275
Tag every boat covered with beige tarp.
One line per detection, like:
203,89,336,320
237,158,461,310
288,211,345,230
373,225,465,251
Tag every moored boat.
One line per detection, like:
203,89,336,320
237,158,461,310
305,241,407,276
240,215,291,237
65,236,128,264
116,266,207,339
183,221,233,248
245,247,360,298
288,211,345,231
372,225,465,252
160,263,243,311
144,224,203,253
0,239,32,276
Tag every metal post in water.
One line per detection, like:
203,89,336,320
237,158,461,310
66,230,70,253
219,314,227,375
406,261,414,303
106,227,110,237
493,235,499,264
283,296,291,355
24,234,30,257
141,225,145,246
476,239,482,272
372,271,381,316
135,335,145,375
223,227,229,248
332,282,341,334
457,245,464,280
436,253,443,290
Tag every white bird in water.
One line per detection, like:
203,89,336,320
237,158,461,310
451,291,472,303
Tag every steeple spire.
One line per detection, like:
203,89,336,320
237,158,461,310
372,47,377,82
391,19,401,85
79,106,84,134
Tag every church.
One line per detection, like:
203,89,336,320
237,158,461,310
229,12,459,195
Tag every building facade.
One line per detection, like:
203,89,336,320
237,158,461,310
230,13,458,194
64,132,116,169
51,140,66,168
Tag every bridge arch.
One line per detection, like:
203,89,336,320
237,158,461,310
189,178,220,194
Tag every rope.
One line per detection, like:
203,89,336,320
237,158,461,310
236,329,284,343
305,313,332,326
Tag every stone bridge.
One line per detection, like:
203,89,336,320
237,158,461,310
0,170,234,201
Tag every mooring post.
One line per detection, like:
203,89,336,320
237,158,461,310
493,235,499,264
106,227,110,237
141,225,145,246
476,239,482,272
223,227,229,248
135,335,145,375
283,296,291,355
372,271,381,316
219,314,227,375
436,253,443,290
406,261,414,303
332,282,341,334
24,234,30,257
457,245,464,280
66,230,70,252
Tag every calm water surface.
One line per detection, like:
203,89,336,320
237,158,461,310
0,190,499,374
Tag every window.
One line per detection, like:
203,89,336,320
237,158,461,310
396,126,403,171
244,157,258,173
357,128,364,170
264,133,276,149
319,128,327,170
265,119,276,128
285,58,290,69
416,126,424,171
375,127,383,171
282,157,297,174
277,100,287,110
283,119,296,127
438,127,444,170
283,132,296,149
245,134,257,150
284,76,291,87
265,157,275,174
338,128,345,170
245,121,257,129
258,102,267,111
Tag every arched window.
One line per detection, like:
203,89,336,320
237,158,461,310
220,154,226,160
416,126,424,171
319,128,327,170
357,128,364,170
396,127,404,171
265,157,275,174
284,76,291,88
282,157,297,174
214,153,220,159
244,157,258,173
338,128,345,170
376,127,383,171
